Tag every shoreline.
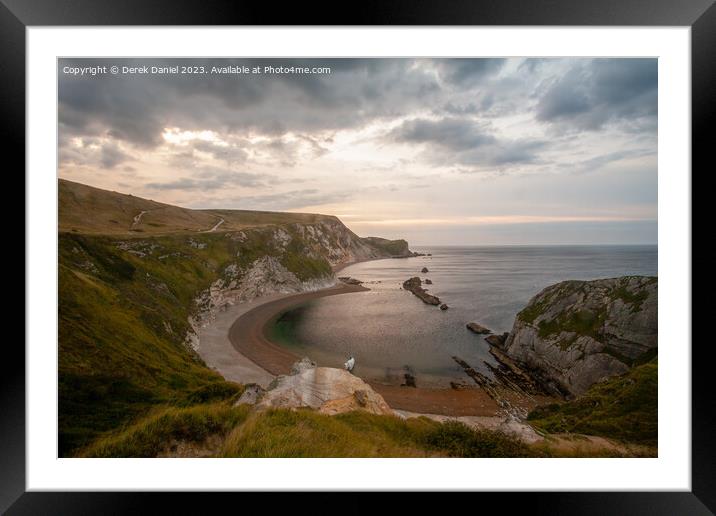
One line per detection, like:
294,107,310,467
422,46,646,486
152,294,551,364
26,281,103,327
227,282,369,376
223,257,523,417
204,255,543,417
195,259,374,386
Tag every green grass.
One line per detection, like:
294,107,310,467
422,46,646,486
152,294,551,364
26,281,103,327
57,230,304,456
537,308,606,341
78,402,252,457
527,358,657,446
610,277,656,313
220,409,539,458
360,237,410,256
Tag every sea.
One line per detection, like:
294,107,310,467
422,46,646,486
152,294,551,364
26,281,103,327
269,245,658,388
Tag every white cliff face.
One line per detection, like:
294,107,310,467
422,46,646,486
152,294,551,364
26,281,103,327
501,276,657,396
185,255,335,350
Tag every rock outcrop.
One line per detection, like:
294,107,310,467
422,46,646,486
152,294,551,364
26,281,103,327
466,322,492,334
338,276,363,285
485,333,509,347
402,277,441,306
255,358,394,415
501,276,657,396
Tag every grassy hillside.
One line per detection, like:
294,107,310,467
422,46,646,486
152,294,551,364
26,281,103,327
59,178,337,235
57,180,414,456
360,236,412,257
58,222,346,455
527,358,657,446
78,400,539,458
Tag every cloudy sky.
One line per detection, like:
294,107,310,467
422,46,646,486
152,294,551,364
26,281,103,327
58,58,657,245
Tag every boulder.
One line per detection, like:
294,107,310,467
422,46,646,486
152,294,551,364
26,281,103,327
233,384,266,406
440,304,449,310
485,332,509,347
425,279,433,285
503,276,657,396
421,267,429,273
402,277,441,305
402,373,417,387
256,359,394,416
466,322,492,335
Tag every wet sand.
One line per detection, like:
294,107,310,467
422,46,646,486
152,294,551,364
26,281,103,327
228,283,369,376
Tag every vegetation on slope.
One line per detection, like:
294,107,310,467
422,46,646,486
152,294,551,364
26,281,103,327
59,178,338,235
76,401,539,458
527,358,657,446
360,236,411,257
58,227,337,456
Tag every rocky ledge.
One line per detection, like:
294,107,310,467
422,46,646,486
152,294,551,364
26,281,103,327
338,276,363,285
500,276,657,396
466,322,492,334
243,358,394,416
402,277,441,306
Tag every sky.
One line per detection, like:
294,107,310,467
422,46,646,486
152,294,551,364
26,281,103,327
58,58,657,245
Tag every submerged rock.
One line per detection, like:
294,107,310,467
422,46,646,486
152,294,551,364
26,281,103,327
503,276,657,396
466,322,492,335
440,304,449,311
256,359,393,416
424,278,433,285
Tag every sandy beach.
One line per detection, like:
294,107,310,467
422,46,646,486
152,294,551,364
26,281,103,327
227,282,369,376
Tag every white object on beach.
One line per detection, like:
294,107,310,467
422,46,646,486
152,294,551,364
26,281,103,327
344,356,355,372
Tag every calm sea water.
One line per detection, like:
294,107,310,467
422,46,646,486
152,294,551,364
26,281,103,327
270,245,657,388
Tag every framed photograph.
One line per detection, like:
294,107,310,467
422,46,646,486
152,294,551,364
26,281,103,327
8,0,713,512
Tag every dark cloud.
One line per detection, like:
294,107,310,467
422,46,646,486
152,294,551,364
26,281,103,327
389,117,544,168
536,59,657,130
146,166,270,191
435,59,506,86
58,58,443,150
100,142,132,168
234,189,354,211
59,137,133,169
390,118,497,151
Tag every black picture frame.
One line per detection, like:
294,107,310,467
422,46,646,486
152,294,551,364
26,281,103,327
6,0,713,513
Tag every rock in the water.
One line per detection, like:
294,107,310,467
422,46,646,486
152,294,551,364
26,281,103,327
402,373,416,387
256,359,393,416
402,277,441,305
233,384,266,406
338,276,363,285
421,267,429,273
466,322,492,334
425,279,433,285
440,303,449,310
503,276,657,396
485,332,509,347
